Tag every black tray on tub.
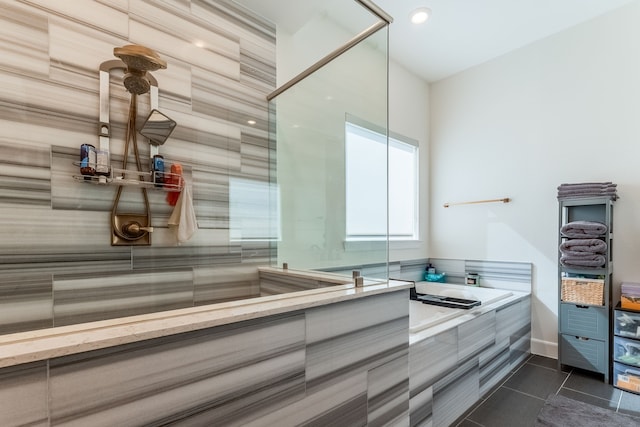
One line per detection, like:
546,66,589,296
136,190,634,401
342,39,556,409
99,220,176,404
417,294,481,309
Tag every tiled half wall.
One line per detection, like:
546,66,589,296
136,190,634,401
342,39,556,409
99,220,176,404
0,290,410,426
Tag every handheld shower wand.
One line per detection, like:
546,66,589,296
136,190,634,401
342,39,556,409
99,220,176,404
109,44,167,245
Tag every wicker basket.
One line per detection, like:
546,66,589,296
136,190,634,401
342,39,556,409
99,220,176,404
561,277,604,305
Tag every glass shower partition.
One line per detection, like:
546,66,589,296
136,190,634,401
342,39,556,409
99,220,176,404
267,3,390,280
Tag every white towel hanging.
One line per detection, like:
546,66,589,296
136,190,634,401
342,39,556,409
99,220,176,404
168,183,198,244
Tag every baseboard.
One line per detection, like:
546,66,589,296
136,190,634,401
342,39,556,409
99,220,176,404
531,338,557,359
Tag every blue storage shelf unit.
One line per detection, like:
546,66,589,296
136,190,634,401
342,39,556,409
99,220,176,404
557,197,614,383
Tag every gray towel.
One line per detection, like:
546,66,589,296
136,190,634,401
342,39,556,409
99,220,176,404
557,188,617,196
560,238,607,254
557,190,617,198
560,221,607,238
557,182,618,201
558,182,615,189
560,250,606,258
560,255,606,268
557,194,618,201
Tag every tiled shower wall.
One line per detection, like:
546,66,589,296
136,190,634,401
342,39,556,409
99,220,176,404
0,0,276,334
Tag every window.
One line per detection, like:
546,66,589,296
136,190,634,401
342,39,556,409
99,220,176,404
345,118,418,241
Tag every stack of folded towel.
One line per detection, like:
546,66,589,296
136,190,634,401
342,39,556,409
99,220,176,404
557,182,618,200
559,221,608,268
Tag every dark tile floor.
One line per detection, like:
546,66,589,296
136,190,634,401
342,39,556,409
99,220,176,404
454,354,640,426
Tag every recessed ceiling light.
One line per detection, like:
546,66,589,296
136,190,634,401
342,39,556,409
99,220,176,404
410,7,431,25
247,120,256,125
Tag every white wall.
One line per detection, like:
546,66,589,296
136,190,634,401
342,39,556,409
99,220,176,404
429,0,640,357
388,61,430,262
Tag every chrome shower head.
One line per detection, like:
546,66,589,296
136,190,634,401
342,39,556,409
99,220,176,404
113,44,167,95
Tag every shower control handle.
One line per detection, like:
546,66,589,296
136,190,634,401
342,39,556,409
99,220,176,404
122,222,154,238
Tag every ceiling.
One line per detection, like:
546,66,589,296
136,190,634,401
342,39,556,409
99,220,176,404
234,0,636,82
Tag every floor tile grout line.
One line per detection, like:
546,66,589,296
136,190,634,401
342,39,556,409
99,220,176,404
561,386,619,406
531,366,571,376
616,391,623,412
555,367,572,394
501,384,548,402
527,360,570,374
458,417,485,427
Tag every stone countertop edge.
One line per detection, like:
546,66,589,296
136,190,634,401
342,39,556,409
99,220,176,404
0,278,411,369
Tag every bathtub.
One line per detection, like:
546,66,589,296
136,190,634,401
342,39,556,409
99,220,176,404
409,282,513,333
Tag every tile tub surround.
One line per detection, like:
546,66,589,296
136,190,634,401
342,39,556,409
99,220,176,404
0,287,409,426
0,0,276,335
0,274,407,369
409,291,532,426
0,271,529,425
410,282,517,333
